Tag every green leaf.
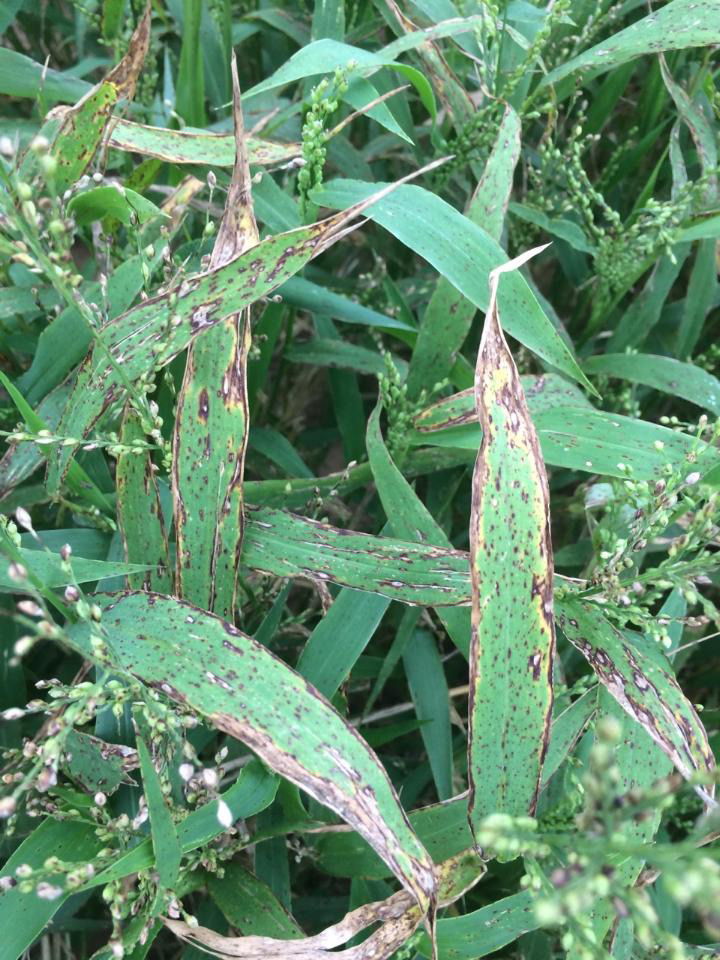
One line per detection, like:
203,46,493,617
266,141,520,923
584,353,720,416
541,0,720,87
568,692,674,953
135,729,182,892
67,185,165,226
297,588,390,698
677,239,718,359
407,104,522,398
403,628,453,801
116,411,172,593
0,818,105,960
0,547,150,590
176,0,205,127
90,759,278,887
366,402,471,656
419,891,538,959
66,591,437,911
557,599,715,804
243,38,437,119
208,863,303,938
287,336,401,375
0,47,91,102
467,253,555,823
313,180,593,392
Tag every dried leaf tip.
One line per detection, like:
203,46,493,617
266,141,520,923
487,242,552,312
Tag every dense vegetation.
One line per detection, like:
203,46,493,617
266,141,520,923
1,1,720,958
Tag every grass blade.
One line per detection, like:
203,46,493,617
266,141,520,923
116,410,171,593
407,104,521,399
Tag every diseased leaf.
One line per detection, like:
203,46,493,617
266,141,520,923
0,371,112,513
29,5,151,192
557,599,715,805
413,402,720,482
414,373,591,434
208,863,304,939
468,247,555,825
314,697,594,881
106,117,300,167
541,0,720,87
242,505,471,607
45,161,445,492
172,55,257,618
164,849,484,960
62,729,131,795
66,592,437,912
116,411,171,592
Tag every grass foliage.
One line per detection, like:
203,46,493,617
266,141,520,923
1,1,720,958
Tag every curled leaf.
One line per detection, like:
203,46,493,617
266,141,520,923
163,850,483,959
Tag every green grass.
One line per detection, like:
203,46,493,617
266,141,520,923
0,1,720,958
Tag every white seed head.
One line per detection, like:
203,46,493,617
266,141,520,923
15,507,34,534
178,763,194,782
36,882,63,900
216,799,233,829
201,768,218,789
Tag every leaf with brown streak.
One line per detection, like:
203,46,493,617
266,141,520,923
163,849,484,959
172,53,259,618
30,3,152,192
45,156,447,495
468,245,556,833
65,591,437,918
557,598,716,808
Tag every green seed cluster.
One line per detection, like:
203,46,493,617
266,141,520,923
297,67,351,221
